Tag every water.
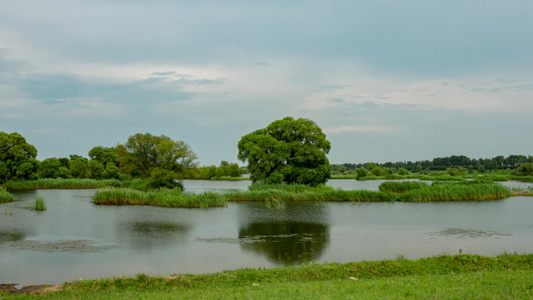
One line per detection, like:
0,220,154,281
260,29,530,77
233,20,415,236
1,180,532,286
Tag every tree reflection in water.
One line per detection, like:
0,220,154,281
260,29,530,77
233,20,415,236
239,221,329,265
237,202,330,265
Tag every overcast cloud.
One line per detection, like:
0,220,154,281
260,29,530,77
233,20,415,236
1,1,532,165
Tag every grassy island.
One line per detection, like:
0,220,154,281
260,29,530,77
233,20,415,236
92,181,512,208
9,254,533,298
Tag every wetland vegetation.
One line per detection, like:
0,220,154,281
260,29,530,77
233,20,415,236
7,254,533,298
92,180,512,208
0,186,16,203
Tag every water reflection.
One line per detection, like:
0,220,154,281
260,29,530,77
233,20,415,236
0,231,25,243
431,228,511,238
239,221,329,265
236,202,330,265
117,221,190,251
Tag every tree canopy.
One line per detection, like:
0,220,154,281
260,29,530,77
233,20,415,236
0,132,39,182
115,133,198,187
238,117,331,186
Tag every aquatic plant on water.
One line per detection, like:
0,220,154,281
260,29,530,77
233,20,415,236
0,186,16,203
31,195,47,211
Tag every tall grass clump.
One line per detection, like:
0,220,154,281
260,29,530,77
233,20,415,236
93,188,226,208
227,184,394,202
3,178,123,190
398,181,511,202
379,181,429,193
30,195,47,211
0,186,16,203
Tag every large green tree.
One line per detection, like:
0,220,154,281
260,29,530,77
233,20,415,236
238,117,332,186
0,132,39,182
115,133,198,186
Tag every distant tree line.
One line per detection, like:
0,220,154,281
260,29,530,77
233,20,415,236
332,154,533,175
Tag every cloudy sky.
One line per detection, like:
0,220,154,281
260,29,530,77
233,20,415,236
1,1,532,166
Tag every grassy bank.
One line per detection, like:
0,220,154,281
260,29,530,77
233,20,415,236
93,188,226,208
3,178,123,190
13,254,533,299
0,186,16,203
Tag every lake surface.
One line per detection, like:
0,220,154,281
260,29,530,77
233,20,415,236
1,180,532,286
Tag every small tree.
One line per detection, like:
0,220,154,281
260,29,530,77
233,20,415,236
238,117,331,186
511,163,533,176
115,133,198,187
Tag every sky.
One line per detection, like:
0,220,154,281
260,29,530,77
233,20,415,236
1,1,532,166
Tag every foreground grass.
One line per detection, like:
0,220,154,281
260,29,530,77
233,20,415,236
0,186,16,203
12,254,533,299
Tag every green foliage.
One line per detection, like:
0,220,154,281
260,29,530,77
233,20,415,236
115,133,198,181
0,186,16,203
145,168,184,190
0,131,39,182
3,178,123,189
103,162,121,179
214,161,243,178
355,167,369,179
238,117,331,187
88,160,105,179
38,157,63,178
88,146,117,166
511,163,533,176
69,157,91,178
54,166,72,179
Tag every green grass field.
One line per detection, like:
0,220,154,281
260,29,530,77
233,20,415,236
8,254,533,299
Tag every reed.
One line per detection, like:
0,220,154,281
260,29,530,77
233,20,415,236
378,181,429,193
31,195,47,211
0,186,16,203
398,182,511,202
3,178,123,190
93,188,226,208
226,184,394,202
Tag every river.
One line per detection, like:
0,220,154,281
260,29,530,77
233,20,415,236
0,179,532,286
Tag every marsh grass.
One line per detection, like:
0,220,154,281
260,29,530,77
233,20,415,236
379,181,429,193
34,254,533,299
93,188,226,208
382,181,511,202
0,186,16,203
30,195,47,211
4,178,123,190
508,186,533,196
227,182,509,203
93,181,513,208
